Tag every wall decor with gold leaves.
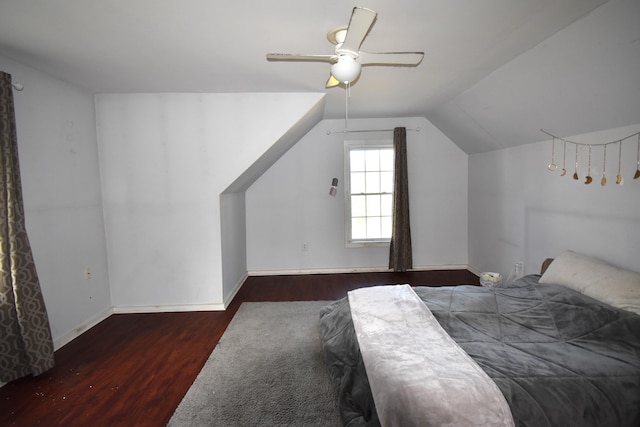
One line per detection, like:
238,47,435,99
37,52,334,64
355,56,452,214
541,129,640,186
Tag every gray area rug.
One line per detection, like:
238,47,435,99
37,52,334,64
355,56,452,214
168,301,342,426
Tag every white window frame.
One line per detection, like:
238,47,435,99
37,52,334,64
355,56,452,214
344,139,394,247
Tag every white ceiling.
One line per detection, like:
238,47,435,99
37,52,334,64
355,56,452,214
0,0,638,153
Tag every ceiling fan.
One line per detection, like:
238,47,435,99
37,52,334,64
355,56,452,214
266,7,424,88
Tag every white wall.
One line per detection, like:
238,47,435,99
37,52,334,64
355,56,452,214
246,117,469,273
220,192,247,304
469,124,640,279
0,55,111,348
95,92,324,310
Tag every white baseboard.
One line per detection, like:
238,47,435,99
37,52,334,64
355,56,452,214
52,303,226,351
53,267,478,351
52,276,251,350
467,265,482,276
112,303,226,314
223,272,248,309
248,264,476,276
53,306,113,350
112,274,250,313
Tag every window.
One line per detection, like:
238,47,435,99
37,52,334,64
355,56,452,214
345,141,394,245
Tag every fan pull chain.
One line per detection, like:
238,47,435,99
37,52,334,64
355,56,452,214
344,82,350,130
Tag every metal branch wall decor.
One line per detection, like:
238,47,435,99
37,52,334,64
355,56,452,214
541,129,640,186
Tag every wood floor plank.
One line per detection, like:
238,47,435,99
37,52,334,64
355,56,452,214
0,270,478,426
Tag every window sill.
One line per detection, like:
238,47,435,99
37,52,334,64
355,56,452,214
346,241,391,248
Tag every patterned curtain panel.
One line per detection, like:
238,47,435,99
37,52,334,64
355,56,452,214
0,71,54,383
388,127,413,272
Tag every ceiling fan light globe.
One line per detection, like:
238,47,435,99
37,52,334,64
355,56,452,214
331,56,361,83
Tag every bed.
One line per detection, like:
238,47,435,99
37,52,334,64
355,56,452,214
319,251,640,426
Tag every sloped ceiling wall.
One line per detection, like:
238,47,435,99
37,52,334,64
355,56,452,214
3,0,637,155
429,0,640,154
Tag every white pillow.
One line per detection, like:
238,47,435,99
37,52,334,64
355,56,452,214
539,250,640,315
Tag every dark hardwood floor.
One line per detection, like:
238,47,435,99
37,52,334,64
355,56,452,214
0,269,478,426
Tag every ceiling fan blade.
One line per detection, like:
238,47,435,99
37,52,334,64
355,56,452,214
337,7,377,56
266,53,335,63
359,51,424,66
326,74,340,88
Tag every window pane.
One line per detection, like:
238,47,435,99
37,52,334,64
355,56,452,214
351,195,366,217
380,149,394,171
366,195,381,217
350,150,366,172
380,171,393,193
381,216,392,238
380,194,393,216
364,150,379,171
351,172,365,194
366,216,382,239
365,171,380,193
347,144,393,243
352,217,367,240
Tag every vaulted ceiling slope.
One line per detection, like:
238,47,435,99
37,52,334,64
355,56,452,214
0,0,638,154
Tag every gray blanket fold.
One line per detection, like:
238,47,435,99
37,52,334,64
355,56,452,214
319,275,640,427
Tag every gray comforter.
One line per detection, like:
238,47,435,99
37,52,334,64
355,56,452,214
318,275,640,427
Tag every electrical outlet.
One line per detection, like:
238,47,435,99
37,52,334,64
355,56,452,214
84,268,92,280
515,261,524,276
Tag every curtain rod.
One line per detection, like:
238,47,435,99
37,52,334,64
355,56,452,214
326,127,421,135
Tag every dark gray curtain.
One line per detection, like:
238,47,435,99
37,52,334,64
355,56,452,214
389,127,412,272
0,71,54,383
